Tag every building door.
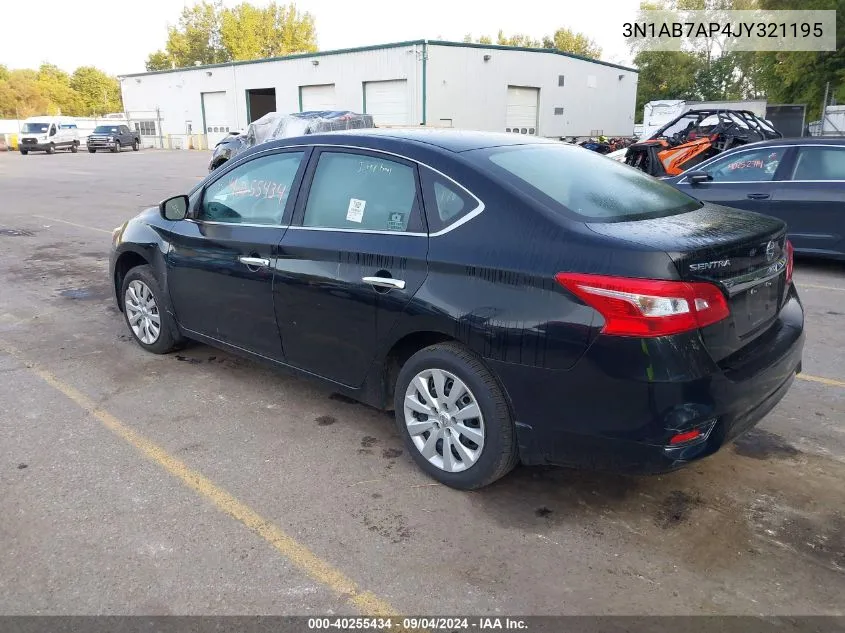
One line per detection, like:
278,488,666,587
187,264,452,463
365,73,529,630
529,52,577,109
506,86,539,135
300,84,337,112
202,91,229,146
364,80,409,126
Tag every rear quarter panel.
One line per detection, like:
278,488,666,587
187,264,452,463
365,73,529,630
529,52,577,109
385,164,600,371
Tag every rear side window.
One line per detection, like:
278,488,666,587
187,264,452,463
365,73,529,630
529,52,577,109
791,146,845,181
303,152,423,232
474,144,700,221
420,168,480,233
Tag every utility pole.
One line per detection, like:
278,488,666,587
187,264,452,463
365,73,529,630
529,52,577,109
820,81,830,136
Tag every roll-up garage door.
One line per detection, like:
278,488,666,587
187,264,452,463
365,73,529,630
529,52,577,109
364,80,409,126
300,84,337,112
506,86,539,135
202,91,229,146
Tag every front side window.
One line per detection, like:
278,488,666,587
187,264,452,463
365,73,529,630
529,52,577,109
303,152,421,232
791,146,845,181
198,152,304,225
705,147,787,182
473,143,700,222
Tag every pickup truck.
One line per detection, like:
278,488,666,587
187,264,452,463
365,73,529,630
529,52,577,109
87,124,140,153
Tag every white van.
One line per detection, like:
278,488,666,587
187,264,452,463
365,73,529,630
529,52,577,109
18,116,80,154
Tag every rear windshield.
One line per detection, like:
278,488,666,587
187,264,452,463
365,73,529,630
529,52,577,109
22,123,49,133
94,126,120,134
473,144,701,222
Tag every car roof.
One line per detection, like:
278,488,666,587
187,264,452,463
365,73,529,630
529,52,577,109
268,128,561,154
730,136,845,150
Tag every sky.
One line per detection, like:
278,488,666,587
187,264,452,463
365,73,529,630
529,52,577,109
0,0,642,75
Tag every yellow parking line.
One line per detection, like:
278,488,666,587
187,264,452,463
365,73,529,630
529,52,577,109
798,283,845,292
32,215,112,235
0,342,398,617
798,373,845,389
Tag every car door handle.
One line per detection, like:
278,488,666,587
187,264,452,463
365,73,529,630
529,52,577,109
238,256,270,268
747,193,771,200
362,276,406,290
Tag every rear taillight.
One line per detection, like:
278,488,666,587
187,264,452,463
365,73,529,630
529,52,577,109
555,273,730,337
785,239,794,285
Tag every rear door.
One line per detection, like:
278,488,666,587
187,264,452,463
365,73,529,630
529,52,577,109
769,144,845,256
165,148,309,360
674,145,792,214
274,147,428,387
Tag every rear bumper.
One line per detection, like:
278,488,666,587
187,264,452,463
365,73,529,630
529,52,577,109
487,287,804,474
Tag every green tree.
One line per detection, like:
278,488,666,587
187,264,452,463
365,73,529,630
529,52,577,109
36,63,85,115
495,30,543,47
146,1,317,70
468,27,600,56
0,69,52,117
542,28,602,59
754,0,844,119
632,50,704,119
146,1,227,71
70,66,122,115
145,51,174,72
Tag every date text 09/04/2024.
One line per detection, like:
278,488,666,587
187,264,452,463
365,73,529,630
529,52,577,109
307,617,529,630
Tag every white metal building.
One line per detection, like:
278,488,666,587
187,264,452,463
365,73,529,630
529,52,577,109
119,40,639,148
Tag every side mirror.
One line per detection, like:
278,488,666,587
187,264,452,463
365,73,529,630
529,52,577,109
160,195,189,221
49,128,57,136
687,171,713,185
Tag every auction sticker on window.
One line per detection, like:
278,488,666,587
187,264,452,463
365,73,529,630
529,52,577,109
347,198,366,223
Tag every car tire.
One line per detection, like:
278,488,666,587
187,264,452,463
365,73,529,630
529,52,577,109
111,141,120,153
20,149,28,155
120,265,179,355
394,342,518,490
70,142,78,153
46,143,55,155
88,148,96,153
133,139,140,151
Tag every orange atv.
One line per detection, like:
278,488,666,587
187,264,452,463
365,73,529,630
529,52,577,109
624,109,782,177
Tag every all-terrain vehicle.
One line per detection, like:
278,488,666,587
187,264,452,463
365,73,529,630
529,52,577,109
624,109,782,177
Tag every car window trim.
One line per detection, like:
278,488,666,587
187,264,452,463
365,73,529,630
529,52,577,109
198,143,485,237
678,143,845,184
190,146,312,227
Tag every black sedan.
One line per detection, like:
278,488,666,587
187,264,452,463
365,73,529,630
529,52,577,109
664,137,845,259
110,130,804,489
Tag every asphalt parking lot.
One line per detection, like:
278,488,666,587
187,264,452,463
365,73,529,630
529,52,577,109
0,149,843,616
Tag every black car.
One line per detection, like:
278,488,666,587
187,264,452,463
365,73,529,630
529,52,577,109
87,124,140,153
665,137,845,259
110,130,804,489
209,132,248,171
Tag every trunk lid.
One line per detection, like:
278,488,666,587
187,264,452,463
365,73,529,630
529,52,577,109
586,203,789,361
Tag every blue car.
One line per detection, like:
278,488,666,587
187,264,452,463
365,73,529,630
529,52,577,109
664,137,845,260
